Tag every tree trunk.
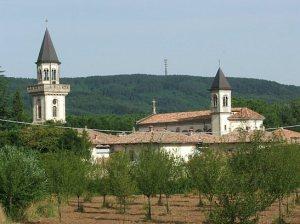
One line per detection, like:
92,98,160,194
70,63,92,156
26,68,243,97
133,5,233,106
158,193,163,205
147,196,152,220
286,196,289,214
123,196,126,214
198,192,203,207
102,195,106,207
209,196,213,213
279,197,282,221
166,195,170,214
9,195,12,216
58,195,62,223
77,195,80,211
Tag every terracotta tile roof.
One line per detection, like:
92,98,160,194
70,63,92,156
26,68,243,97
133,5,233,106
220,130,272,143
137,110,211,125
272,128,300,143
77,129,119,145
137,107,264,125
112,131,220,145
228,107,265,120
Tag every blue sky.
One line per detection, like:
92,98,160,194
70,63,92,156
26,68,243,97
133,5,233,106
1,0,300,85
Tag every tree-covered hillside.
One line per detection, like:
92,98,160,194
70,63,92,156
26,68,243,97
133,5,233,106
4,74,300,115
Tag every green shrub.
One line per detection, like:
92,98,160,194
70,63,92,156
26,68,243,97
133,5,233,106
0,146,46,221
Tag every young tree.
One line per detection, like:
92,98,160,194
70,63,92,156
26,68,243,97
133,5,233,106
69,156,91,212
157,151,183,213
0,146,46,221
96,160,111,208
12,90,24,121
133,147,161,220
208,137,280,223
106,151,135,213
188,149,226,211
262,143,300,222
43,151,77,222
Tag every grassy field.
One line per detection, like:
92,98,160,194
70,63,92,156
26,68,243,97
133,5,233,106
26,194,300,224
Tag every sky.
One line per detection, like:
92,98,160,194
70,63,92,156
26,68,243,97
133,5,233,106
0,0,300,86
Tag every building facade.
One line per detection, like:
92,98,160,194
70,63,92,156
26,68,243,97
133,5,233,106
136,68,265,136
27,29,70,123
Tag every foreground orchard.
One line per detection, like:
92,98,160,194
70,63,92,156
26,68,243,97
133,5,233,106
32,194,300,224
0,133,299,223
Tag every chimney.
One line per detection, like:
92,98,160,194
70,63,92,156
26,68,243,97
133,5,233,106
152,98,157,114
149,125,154,132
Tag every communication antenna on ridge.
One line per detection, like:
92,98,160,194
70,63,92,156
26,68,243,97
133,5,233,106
164,58,168,76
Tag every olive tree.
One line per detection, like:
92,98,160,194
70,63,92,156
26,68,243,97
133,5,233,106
107,151,135,213
43,151,77,222
133,147,162,220
188,149,226,211
157,150,183,213
0,146,46,221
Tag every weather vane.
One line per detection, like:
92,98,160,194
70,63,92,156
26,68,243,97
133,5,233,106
45,18,48,28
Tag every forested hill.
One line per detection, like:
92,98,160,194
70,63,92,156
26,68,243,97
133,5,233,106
5,74,300,115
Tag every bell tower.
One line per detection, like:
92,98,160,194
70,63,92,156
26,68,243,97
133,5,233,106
210,68,232,136
27,28,70,123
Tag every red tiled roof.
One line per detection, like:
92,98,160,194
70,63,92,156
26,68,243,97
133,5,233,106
80,129,119,145
137,110,211,125
228,107,265,120
272,128,300,143
114,131,227,145
137,107,264,125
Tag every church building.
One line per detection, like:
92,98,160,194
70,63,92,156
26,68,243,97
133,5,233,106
136,68,265,136
27,29,70,123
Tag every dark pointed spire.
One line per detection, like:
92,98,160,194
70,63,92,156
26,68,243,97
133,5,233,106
36,28,60,64
210,67,231,91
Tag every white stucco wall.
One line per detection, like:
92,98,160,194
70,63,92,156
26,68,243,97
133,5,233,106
113,143,197,161
91,146,111,162
211,89,232,136
138,122,212,133
230,120,264,132
37,63,60,84
32,94,66,123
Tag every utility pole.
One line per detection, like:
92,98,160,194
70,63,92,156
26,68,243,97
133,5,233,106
164,58,168,76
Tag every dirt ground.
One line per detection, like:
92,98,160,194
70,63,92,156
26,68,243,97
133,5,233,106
34,195,300,224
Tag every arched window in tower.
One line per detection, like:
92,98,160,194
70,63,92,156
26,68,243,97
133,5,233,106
52,69,56,80
223,95,228,107
36,99,42,119
53,106,57,117
213,94,218,107
44,69,49,81
38,69,42,81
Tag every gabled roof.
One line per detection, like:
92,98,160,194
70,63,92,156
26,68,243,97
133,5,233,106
272,128,300,143
136,107,264,125
114,131,218,145
136,110,211,125
229,108,265,120
36,28,60,64
210,68,231,91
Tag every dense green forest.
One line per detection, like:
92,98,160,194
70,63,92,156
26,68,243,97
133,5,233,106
1,74,299,131
4,74,300,115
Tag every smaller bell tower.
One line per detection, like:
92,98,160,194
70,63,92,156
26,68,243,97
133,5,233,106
27,28,70,123
210,68,232,136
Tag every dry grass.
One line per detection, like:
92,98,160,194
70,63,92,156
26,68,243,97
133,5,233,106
0,205,7,223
